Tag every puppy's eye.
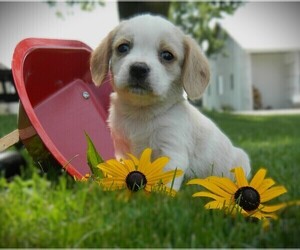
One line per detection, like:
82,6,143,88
160,51,174,62
117,43,130,54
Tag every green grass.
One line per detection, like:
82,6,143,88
0,114,17,138
0,112,299,248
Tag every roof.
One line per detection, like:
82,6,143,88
219,2,300,53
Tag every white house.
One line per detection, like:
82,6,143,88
203,2,300,111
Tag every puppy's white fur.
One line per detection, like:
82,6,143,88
91,14,251,190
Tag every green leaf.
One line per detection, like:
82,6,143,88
169,1,243,57
85,132,104,178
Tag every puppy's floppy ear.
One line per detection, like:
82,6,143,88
90,29,116,86
182,36,210,100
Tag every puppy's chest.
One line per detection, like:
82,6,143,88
111,112,154,144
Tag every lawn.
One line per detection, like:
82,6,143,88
0,111,299,248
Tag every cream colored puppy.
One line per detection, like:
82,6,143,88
91,14,250,190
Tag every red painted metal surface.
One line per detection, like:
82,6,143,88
12,38,114,179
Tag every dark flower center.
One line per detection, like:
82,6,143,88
125,171,147,192
234,186,260,211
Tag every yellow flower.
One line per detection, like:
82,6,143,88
97,148,183,196
187,167,288,220
75,173,91,182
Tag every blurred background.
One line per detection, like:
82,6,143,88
1,1,300,114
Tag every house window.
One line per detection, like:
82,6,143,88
230,73,234,90
217,75,224,95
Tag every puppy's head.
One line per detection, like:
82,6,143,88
91,14,210,105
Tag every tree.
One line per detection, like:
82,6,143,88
169,1,243,57
48,1,242,57
47,0,105,19
47,1,169,20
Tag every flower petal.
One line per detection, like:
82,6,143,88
127,153,139,168
260,186,287,203
123,159,136,172
248,210,263,220
192,191,225,201
138,148,152,173
257,178,276,194
144,156,169,176
232,167,248,187
204,200,227,209
144,184,153,193
206,176,237,194
98,161,128,177
187,179,231,199
250,168,267,190
250,211,278,220
98,177,126,190
148,169,183,185
99,178,125,185
186,179,202,185
260,203,287,213
261,213,278,219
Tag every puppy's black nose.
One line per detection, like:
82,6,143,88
129,62,150,81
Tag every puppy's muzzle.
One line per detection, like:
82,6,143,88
128,62,152,94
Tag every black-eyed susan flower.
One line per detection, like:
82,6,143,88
97,148,183,196
187,167,288,220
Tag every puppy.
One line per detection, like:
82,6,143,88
91,14,250,190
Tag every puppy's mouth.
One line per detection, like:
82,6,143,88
127,82,153,95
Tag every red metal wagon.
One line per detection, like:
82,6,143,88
0,38,115,179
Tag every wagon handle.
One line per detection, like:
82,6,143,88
0,130,20,152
